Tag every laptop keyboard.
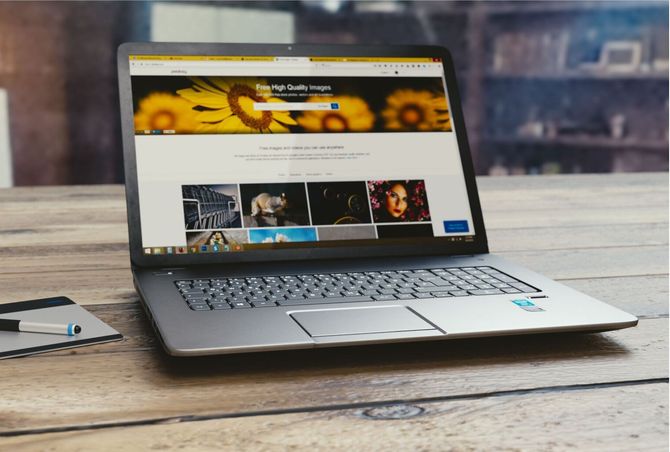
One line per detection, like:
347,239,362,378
175,266,539,311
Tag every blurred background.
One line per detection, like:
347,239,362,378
0,0,667,186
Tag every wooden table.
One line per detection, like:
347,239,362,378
0,173,667,451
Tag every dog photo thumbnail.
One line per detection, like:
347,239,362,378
240,183,310,228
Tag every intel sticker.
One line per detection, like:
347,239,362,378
511,299,544,312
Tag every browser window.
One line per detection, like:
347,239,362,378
128,55,475,255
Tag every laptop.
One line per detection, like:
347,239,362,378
117,43,637,356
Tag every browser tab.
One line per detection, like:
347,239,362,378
274,57,310,63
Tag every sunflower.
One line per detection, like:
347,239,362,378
382,89,451,132
297,96,374,132
177,77,297,133
134,92,199,133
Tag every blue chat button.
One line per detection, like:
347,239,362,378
331,103,339,110
443,220,469,233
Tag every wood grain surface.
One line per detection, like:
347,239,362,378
3,383,666,452
0,173,667,450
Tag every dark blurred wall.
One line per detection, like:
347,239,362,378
0,1,147,185
0,1,666,185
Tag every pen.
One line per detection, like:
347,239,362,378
0,319,82,336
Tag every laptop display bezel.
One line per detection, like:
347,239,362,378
117,42,489,267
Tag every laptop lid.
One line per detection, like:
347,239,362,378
117,43,488,267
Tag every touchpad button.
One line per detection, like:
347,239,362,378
290,306,436,338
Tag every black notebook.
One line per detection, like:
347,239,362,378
0,297,123,359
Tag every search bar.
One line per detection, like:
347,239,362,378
254,102,339,111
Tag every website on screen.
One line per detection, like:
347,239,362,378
129,56,475,254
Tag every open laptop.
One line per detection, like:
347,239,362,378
117,43,637,356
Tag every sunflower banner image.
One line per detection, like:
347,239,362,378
382,89,452,132
177,77,297,134
131,76,453,135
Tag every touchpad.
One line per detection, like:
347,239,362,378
290,306,436,338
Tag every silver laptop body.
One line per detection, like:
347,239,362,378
117,43,637,356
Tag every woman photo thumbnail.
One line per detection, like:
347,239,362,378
307,181,372,225
182,184,241,230
248,227,317,244
368,180,431,223
240,183,310,228
186,230,248,248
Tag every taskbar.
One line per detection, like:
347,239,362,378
143,236,472,256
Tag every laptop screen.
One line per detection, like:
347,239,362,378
128,54,476,256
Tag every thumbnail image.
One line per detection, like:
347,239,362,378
240,183,310,228
186,230,248,248
317,226,376,241
182,184,241,230
368,180,431,223
307,182,372,225
248,227,317,244
376,224,434,239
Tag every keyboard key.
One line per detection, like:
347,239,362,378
431,291,452,298
395,293,415,300
231,301,252,309
468,289,504,296
510,283,538,293
211,302,231,310
251,300,276,307
278,296,373,306
474,284,494,289
415,286,439,293
432,279,459,287
189,304,211,311
457,284,476,290
449,290,468,297
372,294,397,301
503,288,522,294
186,297,209,305
416,281,436,288
225,296,247,304
444,285,460,291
